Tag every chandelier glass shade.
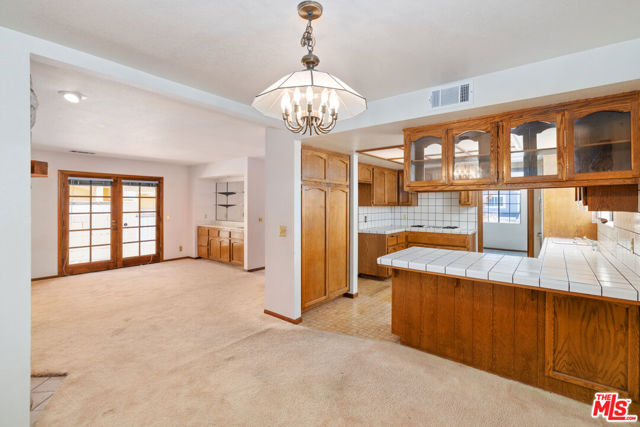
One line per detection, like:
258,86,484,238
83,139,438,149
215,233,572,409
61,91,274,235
251,1,366,135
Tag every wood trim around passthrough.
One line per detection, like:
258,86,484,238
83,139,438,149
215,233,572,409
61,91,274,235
264,309,302,325
527,189,535,257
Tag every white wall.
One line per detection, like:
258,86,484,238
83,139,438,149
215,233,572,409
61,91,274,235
0,34,31,427
483,189,528,252
31,149,193,278
245,157,265,270
264,129,301,320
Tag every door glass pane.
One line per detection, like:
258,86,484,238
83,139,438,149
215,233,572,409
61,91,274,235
123,198,139,212
91,198,111,213
91,229,111,245
140,186,157,197
92,213,111,229
140,212,156,226
69,230,90,247
140,226,156,241
91,245,111,262
123,228,139,243
453,130,491,180
123,185,140,197
69,247,90,264
574,111,631,174
69,184,90,196
123,213,139,228
510,121,557,177
141,241,156,256
123,242,139,258
410,136,443,182
140,198,156,211
69,197,91,213
69,214,90,230
91,185,112,197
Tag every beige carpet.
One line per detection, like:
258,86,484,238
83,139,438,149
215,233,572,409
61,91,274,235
32,259,603,426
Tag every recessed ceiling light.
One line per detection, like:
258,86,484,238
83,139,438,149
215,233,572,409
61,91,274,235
58,91,86,103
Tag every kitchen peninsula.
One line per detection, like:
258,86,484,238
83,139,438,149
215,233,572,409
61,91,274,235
378,239,640,409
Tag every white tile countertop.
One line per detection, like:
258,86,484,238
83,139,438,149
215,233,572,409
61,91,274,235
377,238,640,302
359,225,477,235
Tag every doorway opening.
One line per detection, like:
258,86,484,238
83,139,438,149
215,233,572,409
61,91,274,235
58,171,163,276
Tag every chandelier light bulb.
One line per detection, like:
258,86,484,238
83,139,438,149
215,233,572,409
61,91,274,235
306,86,314,106
281,92,291,114
293,88,301,106
321,88,328,106
329,90,339,112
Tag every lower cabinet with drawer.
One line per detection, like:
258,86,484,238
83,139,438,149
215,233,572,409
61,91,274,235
197,226,244,267
359,231,476,279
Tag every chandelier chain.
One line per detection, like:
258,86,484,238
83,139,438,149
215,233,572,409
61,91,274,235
300,17,315,54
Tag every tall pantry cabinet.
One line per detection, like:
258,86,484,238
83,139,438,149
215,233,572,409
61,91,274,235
301,146,350,311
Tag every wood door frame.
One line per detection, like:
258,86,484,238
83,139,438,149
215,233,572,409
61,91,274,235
58,170,164,276
476,189,533,255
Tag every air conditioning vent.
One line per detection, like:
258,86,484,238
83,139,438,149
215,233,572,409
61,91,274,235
70,150,96,155
429,81,473,109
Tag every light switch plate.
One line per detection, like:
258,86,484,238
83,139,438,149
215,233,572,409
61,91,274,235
279,225,287,237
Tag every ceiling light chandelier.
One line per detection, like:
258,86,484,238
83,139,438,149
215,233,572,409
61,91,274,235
252,1,366,135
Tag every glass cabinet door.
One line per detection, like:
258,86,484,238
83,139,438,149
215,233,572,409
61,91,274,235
504,113,562,182
570,110,632,176
449,122,496,183
408,130,446,184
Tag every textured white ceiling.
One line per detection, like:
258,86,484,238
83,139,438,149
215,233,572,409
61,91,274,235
30,60,265,165
4,0,640,104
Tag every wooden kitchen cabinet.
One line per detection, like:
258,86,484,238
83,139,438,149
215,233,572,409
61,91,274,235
458,191,477,207
398,172,418,206
403,91,640,191
197,226,243,267
372,167,398,206
567,95,639,180
448,118,498,185
301,146,350,311
502,110,564,183
359,232,407,279
358,162,373,183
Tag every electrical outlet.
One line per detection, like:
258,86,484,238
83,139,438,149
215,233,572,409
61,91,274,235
179,245,183,252
259,217,263,222
364,215,368,223
403,214,407,220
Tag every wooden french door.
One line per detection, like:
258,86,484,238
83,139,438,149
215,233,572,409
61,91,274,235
59,171,163,276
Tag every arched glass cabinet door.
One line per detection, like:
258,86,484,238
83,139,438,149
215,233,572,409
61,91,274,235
449,120,497,184
405,128,447,186
503,112,563,183
567,96,638,179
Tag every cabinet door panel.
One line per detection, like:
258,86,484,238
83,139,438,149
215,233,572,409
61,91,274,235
372,168,386,206
358,163,373,183
327,186,349,296
449,120,498,184
302,185,327,308
384,170,398,205
406,128,447,186
230,239,244,266
503,112,563,183
302,149,327,182
327,155,349,185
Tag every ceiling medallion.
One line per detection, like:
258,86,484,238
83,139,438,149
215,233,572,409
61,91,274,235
252,1,367,135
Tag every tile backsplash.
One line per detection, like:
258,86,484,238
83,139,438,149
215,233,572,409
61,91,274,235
597,211,640,276
359,192,477,230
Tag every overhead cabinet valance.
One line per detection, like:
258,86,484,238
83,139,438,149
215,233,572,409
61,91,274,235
403,91,640,191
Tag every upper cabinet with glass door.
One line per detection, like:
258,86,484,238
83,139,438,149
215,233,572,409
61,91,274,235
503,111,564,183
405,127,447,187
567,95,639,180
448,119,498,185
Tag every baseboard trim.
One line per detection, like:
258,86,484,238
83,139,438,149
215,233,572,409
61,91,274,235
343,292,358,299
32,274,59,282
162,256,197,262
245,266,265,272
264,309,302,325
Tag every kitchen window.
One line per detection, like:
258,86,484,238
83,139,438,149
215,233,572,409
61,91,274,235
483,190,521,224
